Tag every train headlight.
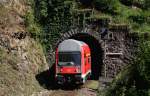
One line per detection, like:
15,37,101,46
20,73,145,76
76,67,81,73
57,67,61,73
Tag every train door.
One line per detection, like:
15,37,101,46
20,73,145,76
84,48,91,77
85,54,91,72
84,53,88,74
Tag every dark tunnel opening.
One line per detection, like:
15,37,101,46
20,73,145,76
69,33,103,80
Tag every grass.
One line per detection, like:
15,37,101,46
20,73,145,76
0,0,29,33
97,65,134,96
0,48,22,95
0,5,10,28
100,2,150,32
80,1,150,33
85,80,99,90
27,38,48,72
131,23,150,32
0,48,19,70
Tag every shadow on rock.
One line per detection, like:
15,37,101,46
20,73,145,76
35,64,57,90
36,64,81,90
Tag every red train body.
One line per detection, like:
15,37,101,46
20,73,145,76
55,39,91,84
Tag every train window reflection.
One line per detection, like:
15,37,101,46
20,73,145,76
58,52,81,66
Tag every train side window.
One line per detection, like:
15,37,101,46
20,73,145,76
84,55,86,64
88,56,91,63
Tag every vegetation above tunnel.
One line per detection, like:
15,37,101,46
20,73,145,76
25,0,150,53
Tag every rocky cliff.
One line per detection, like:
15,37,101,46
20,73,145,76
0,0,49,96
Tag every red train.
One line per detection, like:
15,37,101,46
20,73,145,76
55,39,91,84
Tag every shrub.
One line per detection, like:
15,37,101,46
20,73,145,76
93,0,120,13
143,0,150,10
129,14,145,24
79,0,92,7
136,40,150,82
25,11,42,36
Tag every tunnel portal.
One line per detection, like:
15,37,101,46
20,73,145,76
53,25,129,80
54,27,104,80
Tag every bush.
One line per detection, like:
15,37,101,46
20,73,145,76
143,0,150,10
93,0,120,13
129,13,146,24
136,40,150,82
119,0,150,10
119,0,134,6
79,0,92,7
25,4,42,35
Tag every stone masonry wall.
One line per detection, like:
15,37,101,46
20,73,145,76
102,25,130,78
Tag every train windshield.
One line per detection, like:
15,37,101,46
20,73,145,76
58,52,81,66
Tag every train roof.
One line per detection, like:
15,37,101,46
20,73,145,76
58,39,87,52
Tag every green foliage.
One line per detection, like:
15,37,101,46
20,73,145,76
25,0,77,60
143,0,150,10
93,0,120,13
24,2,41,34
129,14,145,24
119,0,143,6
136,39,150,82
125,86,138,96
104,65,136,96
119,0,150,10
38,0,74,51
79,0,149,32
79,0,92,6
25,0,150,64
129,11,150,24
38,0,48,19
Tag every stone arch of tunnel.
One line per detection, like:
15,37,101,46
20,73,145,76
55,30,104,80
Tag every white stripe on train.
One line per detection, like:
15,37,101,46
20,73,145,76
81,70,91,78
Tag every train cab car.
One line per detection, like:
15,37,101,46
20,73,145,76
55,39,91,84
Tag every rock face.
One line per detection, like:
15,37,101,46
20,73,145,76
0,0,49,96
0,33,49,96
0,0,27,34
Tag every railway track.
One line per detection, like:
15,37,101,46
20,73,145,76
32,80,98,96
